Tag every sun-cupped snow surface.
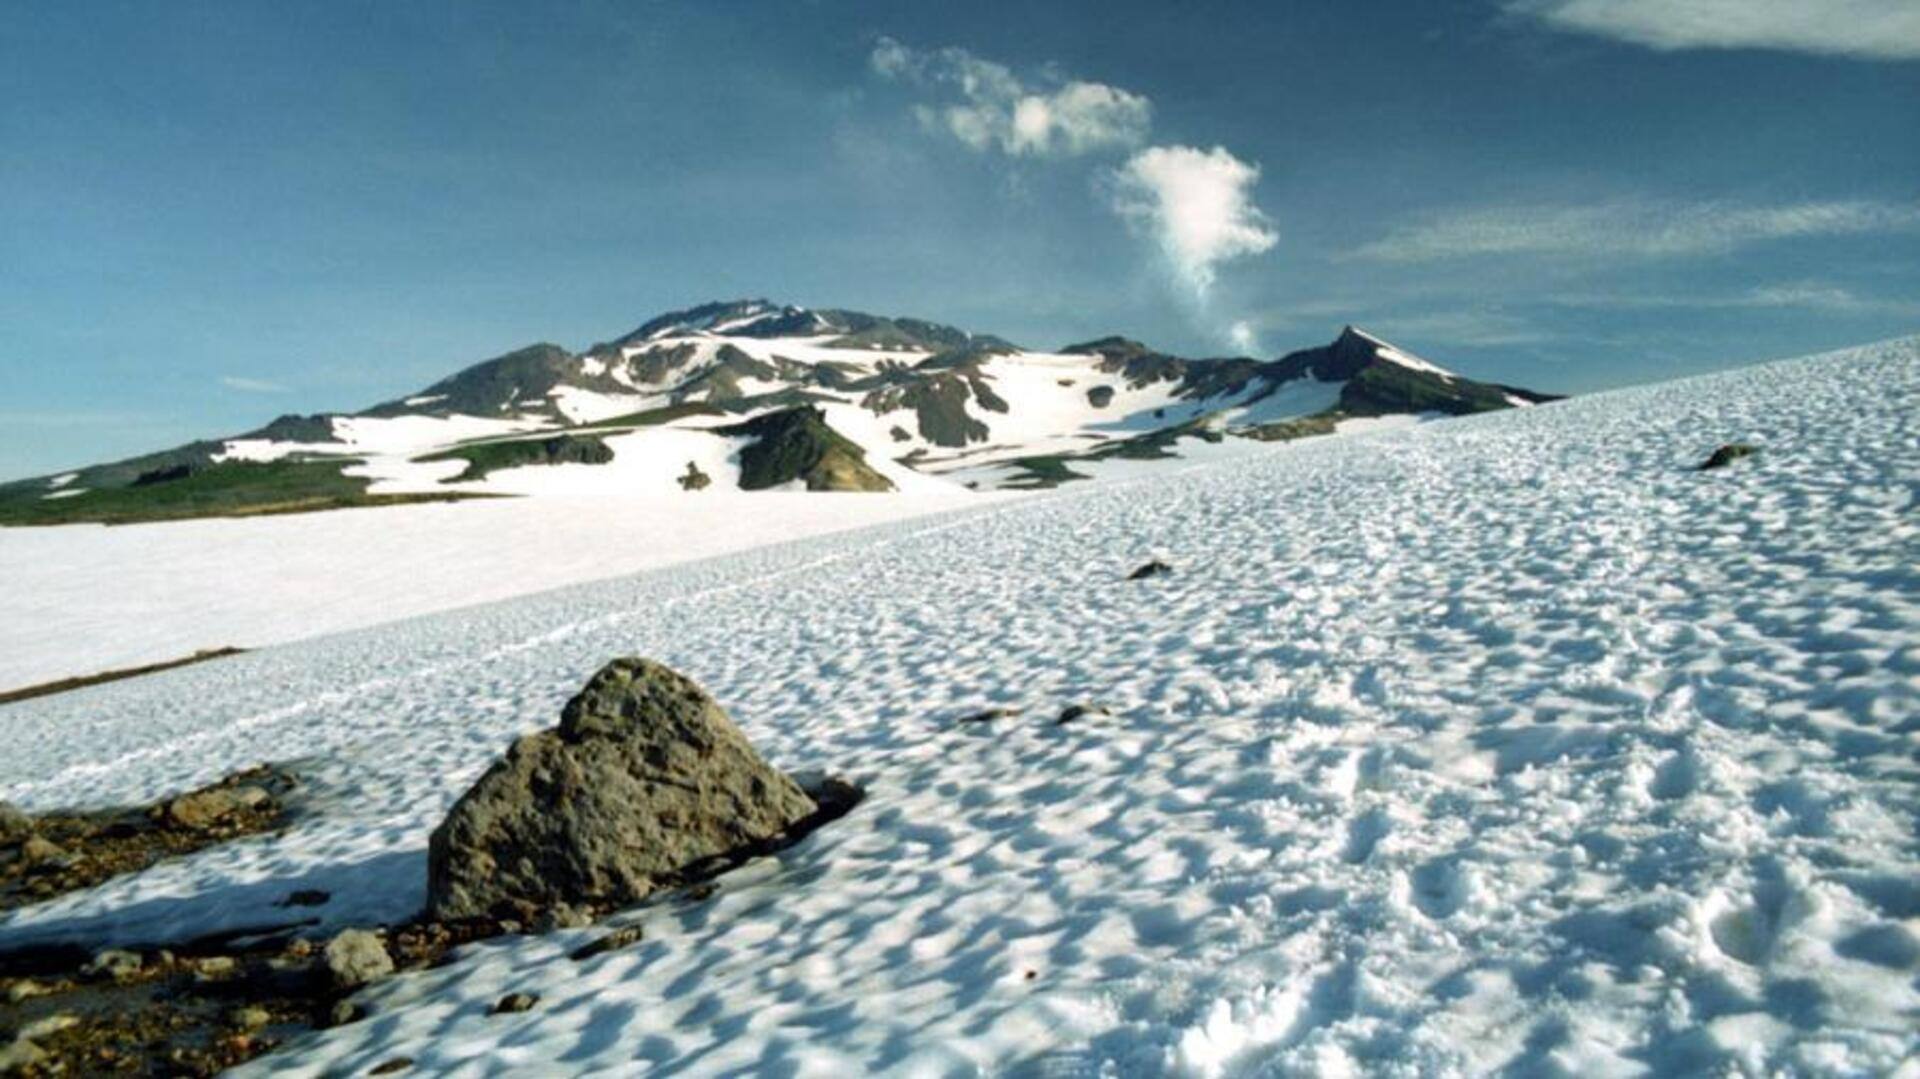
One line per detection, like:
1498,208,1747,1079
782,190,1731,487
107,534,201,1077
4,337,1918,1075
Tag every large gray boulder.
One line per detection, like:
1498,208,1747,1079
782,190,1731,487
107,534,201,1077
426,658,816,921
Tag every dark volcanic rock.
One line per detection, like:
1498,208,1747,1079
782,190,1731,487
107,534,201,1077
491,992,539,1015
716,406,893,492
1697,443,1758,471
568,924,645,962
426,658,817,921
1057,703,1112,725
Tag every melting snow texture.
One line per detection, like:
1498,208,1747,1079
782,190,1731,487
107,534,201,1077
1,338,1916,1076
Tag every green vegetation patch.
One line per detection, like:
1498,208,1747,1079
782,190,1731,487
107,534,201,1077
0,458,472,527
420,433,614,483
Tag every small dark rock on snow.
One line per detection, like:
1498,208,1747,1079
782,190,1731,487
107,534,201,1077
1697,443,1758,470
1057,703,1112,724
491,992,540,1015
956,707,1020,725
569,924,645,962
1128,560,1173,580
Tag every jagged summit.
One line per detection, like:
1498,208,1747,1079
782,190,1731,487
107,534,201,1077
608,299,1010,355
0,302,1562,524
618,299,829,345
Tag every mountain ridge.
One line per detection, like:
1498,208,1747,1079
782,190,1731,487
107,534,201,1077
0,299,1563,525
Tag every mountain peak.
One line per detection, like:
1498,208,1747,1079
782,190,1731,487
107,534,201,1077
1061,336,1157,359
621,299,814,344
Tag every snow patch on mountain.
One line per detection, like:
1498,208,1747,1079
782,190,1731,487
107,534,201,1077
1348,326,1458,382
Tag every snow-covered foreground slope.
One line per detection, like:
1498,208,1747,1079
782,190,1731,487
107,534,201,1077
3,337,1917,1075
0,491,989,691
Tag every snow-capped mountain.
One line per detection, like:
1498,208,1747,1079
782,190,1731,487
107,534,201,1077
0,300,1559,524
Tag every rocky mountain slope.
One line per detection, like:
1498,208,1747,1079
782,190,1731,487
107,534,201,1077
0,299,1559,525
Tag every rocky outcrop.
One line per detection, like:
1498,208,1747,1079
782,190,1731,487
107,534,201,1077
430,433,615,483
425,658,817,921
164,784,270,831
717,407,893,492
1,765,293,912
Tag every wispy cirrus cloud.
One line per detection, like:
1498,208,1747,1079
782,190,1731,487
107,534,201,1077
1355,199,1920,263
1548,281,1920,315
220,375,290,393
869,37,1151,158
1506,0,1920,60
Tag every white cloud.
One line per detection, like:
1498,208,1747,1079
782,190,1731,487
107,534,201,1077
220,375,289,393
869,39,1279,341
1507,0,1920,60
869,37,1150,158
1356,199,1920,262
1227,320,1260,353
1110,145,1278,299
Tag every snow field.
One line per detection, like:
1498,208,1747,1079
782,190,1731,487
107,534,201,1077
0,491,991,691
0,337,1915,1075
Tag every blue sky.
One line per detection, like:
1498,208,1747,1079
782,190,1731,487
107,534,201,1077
2,0,1916,480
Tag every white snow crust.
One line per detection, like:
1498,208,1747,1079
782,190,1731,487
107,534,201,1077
0,492,987,691
1,337,1915,1076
